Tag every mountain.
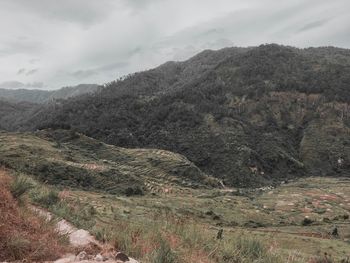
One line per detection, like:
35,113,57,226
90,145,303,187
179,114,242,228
0,84,100,104
3,44,350,187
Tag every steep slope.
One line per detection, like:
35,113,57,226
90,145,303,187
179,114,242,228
0,84,99,104
0,130,217,194
5,44,350,186
0,169,68,261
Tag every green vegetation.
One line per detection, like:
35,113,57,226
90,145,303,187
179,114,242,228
0,130,216,195
30,187,60,208
10,175,33,199
1,131,350,261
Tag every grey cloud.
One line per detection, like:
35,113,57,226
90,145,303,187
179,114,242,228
16,68,39,76
0,38,44,57
0,81,25,89
9,0,116,26
298,19,330,33
71,62,128,79
71,70,98,79
0,0,349,90
26,69,39,76
97,62,129,71
0,81,44,89
29,58,40,64
17,68,26,75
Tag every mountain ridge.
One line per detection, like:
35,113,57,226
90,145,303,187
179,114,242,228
1,44,350,187
0,84,100,104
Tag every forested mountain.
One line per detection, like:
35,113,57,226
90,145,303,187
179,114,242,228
0,84,99,103
2,44,350,186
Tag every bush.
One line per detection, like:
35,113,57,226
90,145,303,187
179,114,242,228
302,217,314,226
30,188,60,208
10,176,33,199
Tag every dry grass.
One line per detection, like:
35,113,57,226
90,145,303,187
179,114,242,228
0,168,69,262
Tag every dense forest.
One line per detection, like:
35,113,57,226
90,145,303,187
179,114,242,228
1,44,350,186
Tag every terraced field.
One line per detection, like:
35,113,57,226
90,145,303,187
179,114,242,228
1,130,350,262
0,130,217,195
61,177,350,261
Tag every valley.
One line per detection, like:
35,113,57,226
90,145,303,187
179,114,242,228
0,130,349,262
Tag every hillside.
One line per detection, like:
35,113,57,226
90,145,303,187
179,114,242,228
1,132,350,262
0,130,217,195
3,44,350,186
0,84,100,104
0,169,69,261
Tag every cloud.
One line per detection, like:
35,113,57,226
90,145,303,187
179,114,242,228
0,38,45,57
71,62,128,79
71,69,98,79
6,0,117,27
17,68,26,75
16,68,39,76
0,81,45,90
26,69,39,76
0,0,349,89
0,81,25,89
298,19,331,33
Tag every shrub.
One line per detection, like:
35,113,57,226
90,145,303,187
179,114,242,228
302,217,314,226
10,176,33,199
30,188,60,208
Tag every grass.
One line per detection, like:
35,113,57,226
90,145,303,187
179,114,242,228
1,131,350,262
0,169,70,262
30,187,60,208
10,175,33,199
60,176,350,262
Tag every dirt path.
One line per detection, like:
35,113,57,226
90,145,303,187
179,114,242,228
32,206,138,263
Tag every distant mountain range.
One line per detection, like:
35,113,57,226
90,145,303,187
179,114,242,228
1,44,349,187
0,84,100,104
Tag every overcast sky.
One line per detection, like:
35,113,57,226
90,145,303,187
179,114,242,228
0,0,349,90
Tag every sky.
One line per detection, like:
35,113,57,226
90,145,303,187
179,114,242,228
0,0,349,90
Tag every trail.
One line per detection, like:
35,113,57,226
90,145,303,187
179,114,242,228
32,206,138,263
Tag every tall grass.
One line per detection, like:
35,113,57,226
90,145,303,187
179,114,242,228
10,176,33,199
88,210,283,263
0,170,69,262
30,188,60,208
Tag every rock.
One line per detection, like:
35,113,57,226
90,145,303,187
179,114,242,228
94,253,104,262
115,252,129,262
76,251,88,261
54,254,76,263
70,229,96,247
